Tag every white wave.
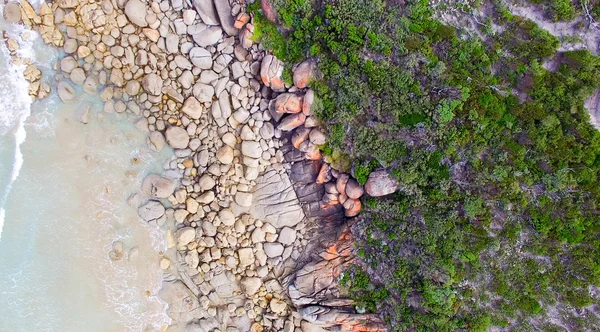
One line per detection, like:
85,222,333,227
0,24,37,242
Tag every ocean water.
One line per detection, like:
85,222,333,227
0,12,172,332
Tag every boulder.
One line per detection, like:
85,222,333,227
70,68,86,85
278,113,306,131
165,126,190,149
264,243,284,258
278,227,296,245
251,169,304,228
142,174,177,198
309,128,326,145
240,277,262,296
189,47,212,69
293,60,316,89
181,97,203,119
235,192,253,207
345,179,364,199
241,141,262,159
260,54,284,90
148,131,165,151
218,209,235,226
142,73,162,95
60,56,78,73
191,26,222,47
216,145,233,164
365,170,399,197
274,93,302,114
57,81,75,103
3,2,21,23
192,83,214,103
238,247,254,267
138,200,165,222
82,77,98,94
192,0,219,25
214,0,238,36
124,0,148,27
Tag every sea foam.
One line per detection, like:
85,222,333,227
0,20,36,241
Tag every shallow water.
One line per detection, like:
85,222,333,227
0,13,172,332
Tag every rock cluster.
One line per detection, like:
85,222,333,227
11,0,394,330
2,31,50,99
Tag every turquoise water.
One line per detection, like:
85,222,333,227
0,12,171,332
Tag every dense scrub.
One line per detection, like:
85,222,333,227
251,0,600,330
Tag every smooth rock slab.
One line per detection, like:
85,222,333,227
193,0,219,25
250,169,304,228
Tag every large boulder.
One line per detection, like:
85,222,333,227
192,0,219,25
3,2,21,23
250,169,304,228
260,54,284,90
214,0,238,36
141,174,177,198
190,26,222,47
365,170,399,197
293,60,316,89
124,0,148,27
159,280,202,323
57,81,75,103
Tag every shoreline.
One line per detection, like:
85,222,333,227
2,0,388,330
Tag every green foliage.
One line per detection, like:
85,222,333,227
256,0,600,330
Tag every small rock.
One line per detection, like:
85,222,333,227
264,243,284,258
181,97,204,119
165,126,190,149
57,81,75,103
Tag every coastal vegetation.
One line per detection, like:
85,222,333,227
250,0,600,330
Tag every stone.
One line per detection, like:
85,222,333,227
77,45,91,58
160,258,171,270
70,68,86,85
197,191,215,204
336,173,349,194
260,55,284,90
63,39,78,54
293,60,316,88
189,47,212,69
235,192,252,207
148,131,165,151
76,104,91,124
234,13,250,29
309,128,326,145
191,26,222,47
345,179,364,199
218,209,235,226
57,81,75,103
3,2,21,23
125,0,148,27
274,93,302,114
198,174,215,191
193,0,219,25
344,198,361,217
165,126,189,149
60,56,77,73
216,145,234,164
251,228,265,243
138,200,165,222
176,227,196,246
214,0,238,36
166,34,179,54
142,73,162,95
269,298,287,314
278,113,306,131
142,174,177,198
241,141,262,159
238,247,254,267
365,170,399,197
240,277,261,296
264,243,284,258
192,83,214,103
159,281,202,323
250,170,304,228
186,197,199,214
143,28,160,42
82,77,98,95
181,97,203,119
278,227,296,245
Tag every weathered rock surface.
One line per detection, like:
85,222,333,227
251,169,304,228
142,174,177,198
365,170,399,197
